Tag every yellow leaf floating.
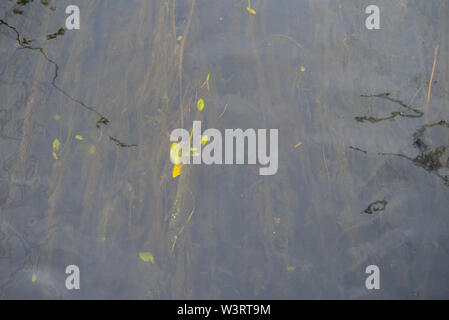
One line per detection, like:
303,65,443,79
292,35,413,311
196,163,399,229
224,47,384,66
201,135,209,145
53,138,61,151
300,66,306,72
247,7,256,15
247,0,256,15
31,273,37,282
177,35,183,41
139,252,154,264
75,135,84,141
172,163,183,178
197,98,205,111
294,141,303,148
170,142,183,165
52,138,61,160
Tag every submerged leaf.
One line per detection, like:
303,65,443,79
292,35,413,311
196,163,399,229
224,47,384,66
139,252,154,264
287,266,296,271
247,7,256,15
53,114,61,120
170,142,183,165
53,138,61,152
31,273,37,282
197,98,205,111
247,0,256,15
89,145,96,155
52,138,61,160
172,163,183,178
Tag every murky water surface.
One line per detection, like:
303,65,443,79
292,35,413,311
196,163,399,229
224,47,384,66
1,0,449,299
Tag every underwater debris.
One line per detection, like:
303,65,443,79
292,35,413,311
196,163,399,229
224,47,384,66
362,200,387,214
12,0,52,15
349,146,367,154
352,120,449,187
1,19,136,149
217,104,228,119
294,141,303,149
108,136,137,148
96,116,110,128
170,207,196,252
0,19,106,118
46,27,65,40
200,73,210,91
380,120,449,186
356,93,423,123
426,45,439,106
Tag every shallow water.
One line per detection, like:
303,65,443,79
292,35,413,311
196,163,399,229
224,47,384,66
1,0,449,299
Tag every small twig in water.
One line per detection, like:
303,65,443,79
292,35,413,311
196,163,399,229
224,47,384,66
109,136,137,148
217,103,228,119
426,44,439,106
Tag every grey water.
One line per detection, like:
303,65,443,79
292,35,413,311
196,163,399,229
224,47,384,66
1,0,449,299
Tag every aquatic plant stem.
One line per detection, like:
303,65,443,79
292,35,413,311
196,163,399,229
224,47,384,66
178,0,195,128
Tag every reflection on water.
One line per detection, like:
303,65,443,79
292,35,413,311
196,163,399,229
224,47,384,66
1,0,449,299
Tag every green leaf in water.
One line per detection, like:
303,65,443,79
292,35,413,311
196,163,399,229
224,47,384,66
197,98,205,111
139,252,154,264
53,138,61,152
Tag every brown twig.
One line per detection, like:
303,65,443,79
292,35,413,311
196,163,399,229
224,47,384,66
426,44,439,106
